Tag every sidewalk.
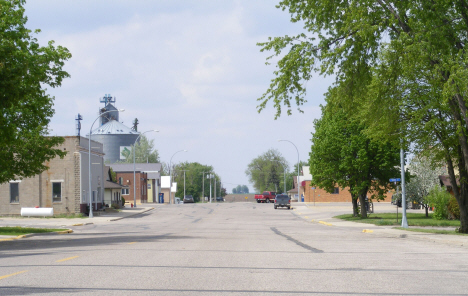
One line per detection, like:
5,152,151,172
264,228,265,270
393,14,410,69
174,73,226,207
0,204,157,228
292,203,468,248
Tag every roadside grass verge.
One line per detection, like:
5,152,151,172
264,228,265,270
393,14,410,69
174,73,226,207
0,213,86,219
334,213,460,227
48,213,86,219
0,226,66,236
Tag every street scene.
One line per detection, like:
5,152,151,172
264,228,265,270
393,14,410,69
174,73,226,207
2,1,468,295
1,202,468,295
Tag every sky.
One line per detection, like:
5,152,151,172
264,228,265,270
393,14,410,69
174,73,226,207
24,0,334,193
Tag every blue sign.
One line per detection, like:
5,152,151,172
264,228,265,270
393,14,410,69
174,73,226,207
389,178,401,182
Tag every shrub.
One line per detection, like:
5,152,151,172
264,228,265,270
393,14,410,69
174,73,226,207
426,186,451,220
121,197,125,206
447,196,460,220
111,203,120,210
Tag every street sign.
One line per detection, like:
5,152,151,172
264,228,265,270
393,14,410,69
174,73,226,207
389,178,401,182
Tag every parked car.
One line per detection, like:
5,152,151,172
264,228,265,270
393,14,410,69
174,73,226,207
274,194,291,209
216,196,224,202
183,195,194,203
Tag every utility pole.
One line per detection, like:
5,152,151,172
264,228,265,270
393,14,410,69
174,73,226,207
179,170,189,197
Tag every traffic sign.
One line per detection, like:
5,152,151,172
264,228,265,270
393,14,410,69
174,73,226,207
389,178,401,182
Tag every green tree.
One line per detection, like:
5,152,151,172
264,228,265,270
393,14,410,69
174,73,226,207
245,149,289,193
232,188,237,194
242,185,249,194
171,162,219,202
310,102,400,217
258,1,468,231
121,135,159,164
0,0,71,183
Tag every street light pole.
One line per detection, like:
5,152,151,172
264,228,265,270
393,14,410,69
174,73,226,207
133,130,159,208
88,109,124,218
279,140,300,202
400,146,408,228
201,171,211,203
169,150,187,204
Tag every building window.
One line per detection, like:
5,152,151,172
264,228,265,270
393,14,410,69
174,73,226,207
52,182,62,202
122,188,129,195
119,177,123,185
10,182,19,203
332,187,339,194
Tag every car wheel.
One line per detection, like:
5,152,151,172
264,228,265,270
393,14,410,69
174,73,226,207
266,199,270,203
288,206,291,210
274,205,277,209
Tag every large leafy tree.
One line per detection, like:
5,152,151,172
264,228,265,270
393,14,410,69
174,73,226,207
258,1,468,232
120,135,160,164
310,101,400,217
245,149,289,193
171,162,221,202
0,0,71,183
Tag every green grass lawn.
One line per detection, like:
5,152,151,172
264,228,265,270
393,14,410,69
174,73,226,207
0,226,65,236
334,213,461,227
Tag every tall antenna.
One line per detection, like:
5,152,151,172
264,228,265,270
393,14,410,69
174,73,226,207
99,94,116,106
75,113,83,137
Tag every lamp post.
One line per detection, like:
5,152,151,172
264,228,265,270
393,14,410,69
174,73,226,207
88,109,124,218
208,174,213,203
169,150,187,204
400,145,408,228
133,130,159,208
279,140,300,202
201,171,211,203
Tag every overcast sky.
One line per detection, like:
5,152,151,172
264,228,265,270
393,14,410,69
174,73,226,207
24,1,334,193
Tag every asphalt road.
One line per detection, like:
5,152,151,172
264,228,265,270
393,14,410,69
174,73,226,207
1,202,467,295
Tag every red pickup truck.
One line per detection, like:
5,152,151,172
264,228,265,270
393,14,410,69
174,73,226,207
255,191,277,203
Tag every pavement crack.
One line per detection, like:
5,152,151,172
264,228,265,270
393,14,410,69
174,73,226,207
270,227,324,253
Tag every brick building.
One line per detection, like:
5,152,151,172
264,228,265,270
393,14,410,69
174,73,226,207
0,136,105,216
109,163,161,205
303,181,393,203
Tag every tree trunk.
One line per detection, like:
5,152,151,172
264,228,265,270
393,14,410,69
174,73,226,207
359,193,367,218
352,194,358,217
457,149,468,233
425,205,429,218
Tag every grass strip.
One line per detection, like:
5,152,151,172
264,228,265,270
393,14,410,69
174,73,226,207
334,213,460,227
0,226,66,236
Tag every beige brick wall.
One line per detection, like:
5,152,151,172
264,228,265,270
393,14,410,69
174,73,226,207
0,136,101,216
303,181,393,203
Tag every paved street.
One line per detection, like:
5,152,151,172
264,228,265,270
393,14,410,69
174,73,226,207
1,202,468,295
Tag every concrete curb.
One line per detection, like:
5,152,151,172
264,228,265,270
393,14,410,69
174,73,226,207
109,207,154,221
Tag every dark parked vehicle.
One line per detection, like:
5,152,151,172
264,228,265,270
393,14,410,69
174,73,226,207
183,195,194,203
274,194,291,210
216,196,224,202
